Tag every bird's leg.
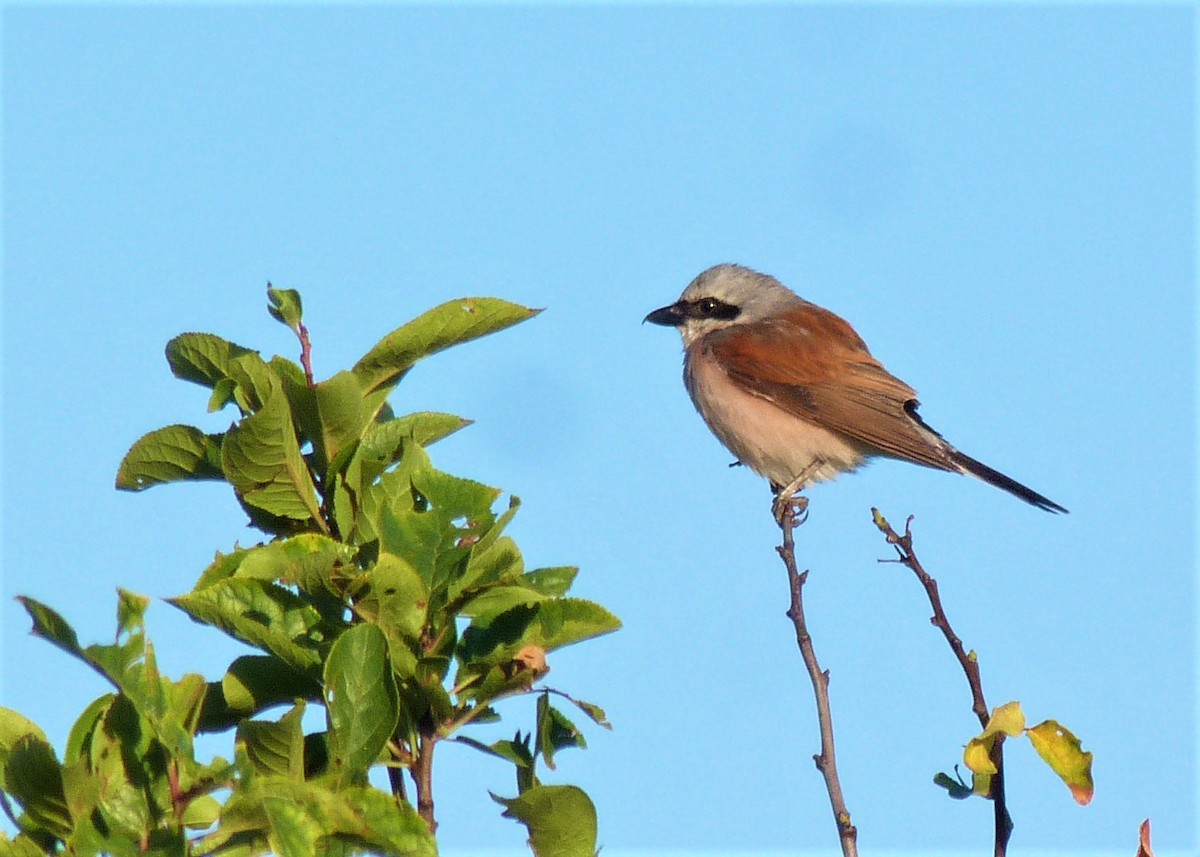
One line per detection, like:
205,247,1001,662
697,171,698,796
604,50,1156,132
772,462,823,526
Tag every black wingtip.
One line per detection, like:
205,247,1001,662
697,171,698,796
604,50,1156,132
948,449,1068,514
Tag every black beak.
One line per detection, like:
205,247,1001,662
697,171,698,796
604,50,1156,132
644,302,684,326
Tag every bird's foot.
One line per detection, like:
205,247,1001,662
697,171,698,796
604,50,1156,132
772,491,809,527
771,464,822,527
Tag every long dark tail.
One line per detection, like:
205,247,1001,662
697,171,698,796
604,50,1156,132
948,449,1068,514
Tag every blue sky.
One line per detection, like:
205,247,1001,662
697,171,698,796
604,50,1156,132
2,4,1194,855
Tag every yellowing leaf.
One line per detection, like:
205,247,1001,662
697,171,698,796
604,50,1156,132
987,701,1026,737
963,701,1025,776
963,736,997,775
1027,719,1094,805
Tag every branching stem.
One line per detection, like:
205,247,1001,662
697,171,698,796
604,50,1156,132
872,509,1012,857
776,499,858,857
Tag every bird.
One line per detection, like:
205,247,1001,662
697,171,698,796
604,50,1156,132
645,263,1067,515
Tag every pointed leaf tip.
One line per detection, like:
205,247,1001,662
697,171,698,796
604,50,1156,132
267,286,304,332
353,297,540,394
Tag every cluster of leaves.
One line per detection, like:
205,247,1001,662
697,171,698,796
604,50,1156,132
1,289,619,856
935,700,1094,806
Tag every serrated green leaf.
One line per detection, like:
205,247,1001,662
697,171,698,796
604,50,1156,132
5,735,71,839
4,833,53,857
361,412,472,463
522,567,578,598
453,734,534,768
165,333,255,390
536,696,586,771
459,585,548,620
323,624,400,774
353,297,540,394
565,696,611,730
217,656,322,719
1027,719,1094,805
221,383,324,528
377,505,455,589
314,371,370,472
0,708,50,797
449,536,524,604
194,547,254,591
230,534,354,597
267,286,303,331
214,778,434,857
238,702,306,780
170,579,329,674
493,784,597,857
208,376,238,413
228,352,278,415
115,424,224,491
63,696,115,770
354,554,428,645
85,699,156,838
459,598,621,668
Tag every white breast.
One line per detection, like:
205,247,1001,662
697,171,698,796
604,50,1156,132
684,349,868,487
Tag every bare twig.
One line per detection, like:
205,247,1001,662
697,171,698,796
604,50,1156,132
776,498,858,857
412,732,438,834
872,508,1012,857
387,762,408,804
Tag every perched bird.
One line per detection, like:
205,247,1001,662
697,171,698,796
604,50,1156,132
645,263,1066,514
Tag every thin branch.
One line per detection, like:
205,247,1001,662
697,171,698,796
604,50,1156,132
776,498,858,857
297,320,315,388
412,732,438,835
871,508,1012,857
387,763,408,804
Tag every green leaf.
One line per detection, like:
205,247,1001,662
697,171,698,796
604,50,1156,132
221,382,324,527
460,585,548,620
314,371,371,471
165,332,255,390
1027,719,1094,806
4,735,71,839
449,536,524,604
181,794,223,830
323,624,400,774
353,297,541,394
459,598,622,669
354,554,428,645
377,505,455,589
453,735,534,769
0,708,49,795
4,833,54,857
536,696,586,771
933,770,974,800
213,778,434,857
267,286,304,332
361,412,472,462
564,696,611,730
237,702,306,780
114,424,224,491
195,547,254,590
170,579,330,674
522,567,578,598
228,352,279,415
227,534,354,596
492,784,598,857
215,655,322,720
